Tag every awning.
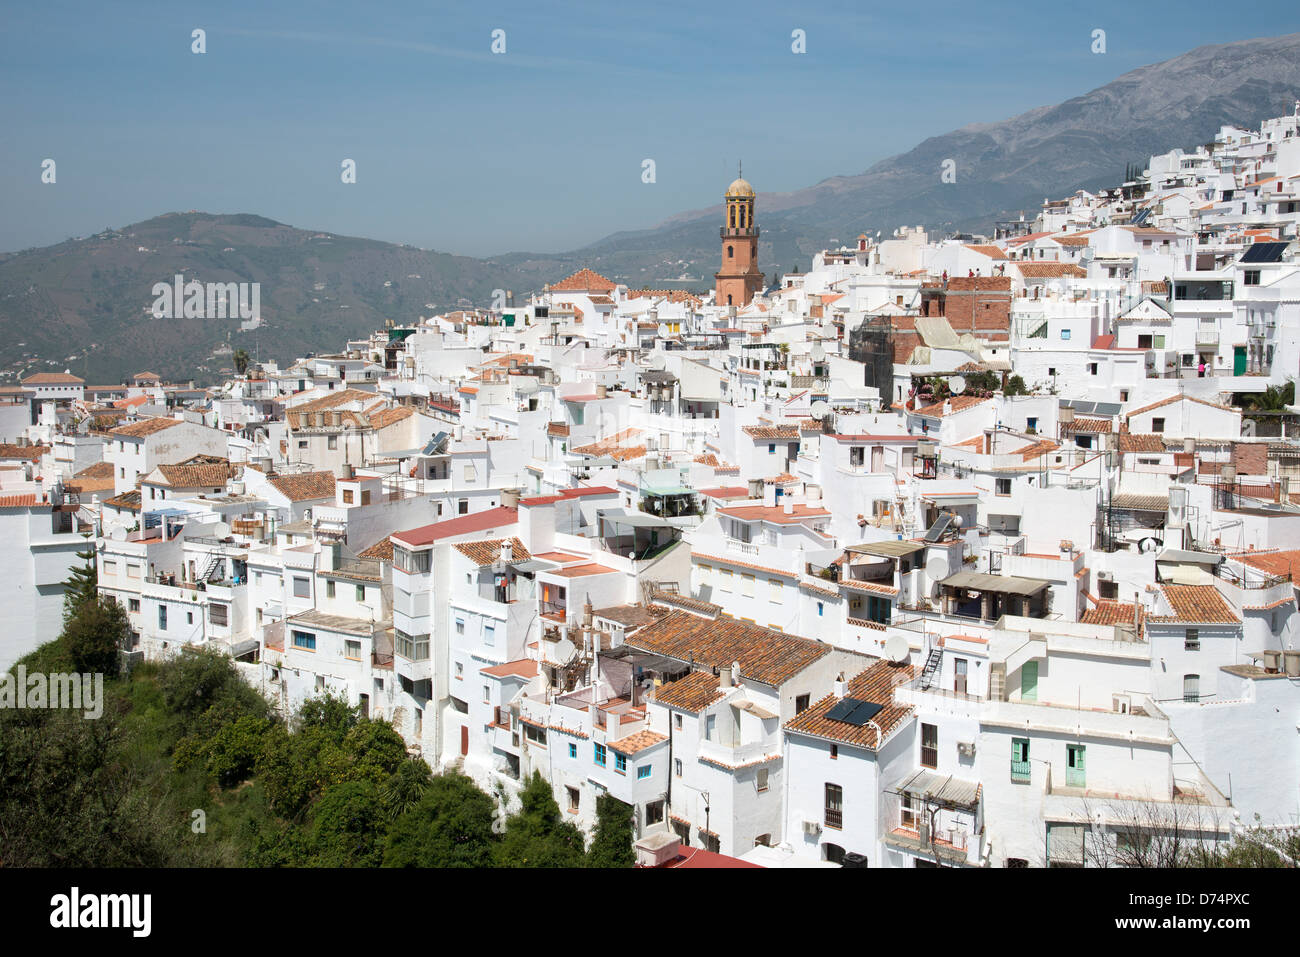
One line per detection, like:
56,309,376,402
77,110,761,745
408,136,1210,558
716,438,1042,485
599,508,673,529
848,541,926,558
939,569,1051,596
642,485,695,497
512,559,558,574
894,769,981,810
229,639,260,660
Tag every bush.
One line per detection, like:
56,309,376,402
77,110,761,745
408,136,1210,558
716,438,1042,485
383,771,497,867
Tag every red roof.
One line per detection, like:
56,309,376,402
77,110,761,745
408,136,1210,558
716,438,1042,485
698,486,750,500
519,486,617,507
659,847,762,869
392,506,519,548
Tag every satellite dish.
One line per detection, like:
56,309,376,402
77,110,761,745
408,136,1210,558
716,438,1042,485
884,634,910,663
554,637,576,664
925,554,949,582
213,521,231,539
649,354,666,371
951,514,963,529
810,400,829,420
947,375,967,395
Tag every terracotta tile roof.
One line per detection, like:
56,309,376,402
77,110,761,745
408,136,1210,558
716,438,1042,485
1231,443,1268,476
572,428,647,461
109,417,182,438
357,538,394,563
1150,584,1240,624
155,461,235,488
1119,433,1166,453
1080,600,1144,629
1017,439,1060,460
103,490,141,512
608,728,668,755
1234,549,1300,582
369,406,414,430
1052,234,1092,247
698,486,749,500
452,537,531,567
1069,416,1113,434
0,443,46,462
0,493,39,507
550,268,616,293
73,461,115,479
1015,262,1088,278
649,590,722,618
481,658,539,680
289,388,375,414
547,422,570,437
268,470,336,502
964,244,1007,259
911,395,991,418
784,660,916,750
626,611,831,687
593,604,663,630
625,288,703,306
741,424,800,440
650,670,726,712
21,372,84,385
546,562,618,579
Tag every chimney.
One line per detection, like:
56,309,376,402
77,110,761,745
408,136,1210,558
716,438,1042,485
582,596,593,629
596,384,608,399
783,499,794,515
832,671,846,698
501,487,521,508
342,463,355,480
719,665,731,689
500,540,513,565
731,661,741,687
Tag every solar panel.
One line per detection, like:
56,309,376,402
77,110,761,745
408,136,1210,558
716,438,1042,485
924,512,953,543
1240,242,1288,264
844,701,884,726
1130,208,1151,226
825,697,866,723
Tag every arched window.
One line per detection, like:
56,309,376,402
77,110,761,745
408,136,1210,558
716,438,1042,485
728,245,734,259
727,294,733,305
729,204,736,228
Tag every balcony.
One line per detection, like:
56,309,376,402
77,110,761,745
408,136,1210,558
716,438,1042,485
726,538,759,556
1195,329,1219,348
1011,759,1032,783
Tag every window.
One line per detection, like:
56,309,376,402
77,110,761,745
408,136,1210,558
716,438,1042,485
103,559,117,575
455,662,463,679
830,744,838,760
343,488,355,504
568,743,577,759
1151,417,1165,434
455,618,465,635
817,601,824,617
756,768,769,792
344,639,362,660
356,584,365,602
1244,269,1261,286
157,606,167,630
395,629,429,660
705,714,715,741
524,723,547,746
1066,744,1086,787
209,604,228,627
795,694,810,714
637,765,651,780
328,435,338,450
824,783,843,829
482,685,490,703
921,723,938,768
458,499,469,515
1088,363,1098,376
128,598,140,613
719,569,733,592
995,477,1012,496
291,630,316,650
394,547,431,574
675,758,683,777
483,624,496,647
567,787,580,812
768,578,782,603
292,576,311,598
1060,329,1071,340
127,563,141,579
187,612,193,624
594,743,607,767
646,800,665,826
1183,674,1200,702
741,573,755,597
615,752,627,774
1184,628,1200,651
674,713,683,730
1011,738,1030,782
326,580,336,599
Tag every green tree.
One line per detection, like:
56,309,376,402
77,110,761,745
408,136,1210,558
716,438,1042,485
383,770,497,867
296,691,359,742
587,793,636,868
380,759,432,820
495,772,586,867
174,712,272,788
61,538,98,624
157,646,269,733
342,719,408,784
233,348,251,376
308,778,388,867
255,724,350,820
62,596,128,679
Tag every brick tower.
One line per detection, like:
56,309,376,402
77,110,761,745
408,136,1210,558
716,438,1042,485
714,168,763,308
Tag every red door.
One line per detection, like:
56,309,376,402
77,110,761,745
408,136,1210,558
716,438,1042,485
461,726,469,756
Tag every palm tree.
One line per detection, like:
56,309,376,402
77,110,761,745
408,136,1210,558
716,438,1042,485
233,349,251,376
1243,380,1294,412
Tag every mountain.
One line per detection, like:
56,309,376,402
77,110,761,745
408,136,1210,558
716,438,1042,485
4,33,1300,382
0,212,511,384
496,32,1300,285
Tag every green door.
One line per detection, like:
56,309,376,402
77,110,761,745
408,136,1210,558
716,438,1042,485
1022,661,1038,701
1234,346,1246,376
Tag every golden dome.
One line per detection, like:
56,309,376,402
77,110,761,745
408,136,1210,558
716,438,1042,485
725,177,755,199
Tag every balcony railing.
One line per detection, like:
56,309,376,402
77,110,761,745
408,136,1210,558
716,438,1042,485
726,538,759,556
1011,759,1031,783
824,808,843,829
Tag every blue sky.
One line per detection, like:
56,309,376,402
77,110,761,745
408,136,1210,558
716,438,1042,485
4,0,1299,256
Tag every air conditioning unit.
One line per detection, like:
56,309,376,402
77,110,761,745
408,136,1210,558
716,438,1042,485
802,820,822,836
957,741,976,758
1097,570,1113,582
